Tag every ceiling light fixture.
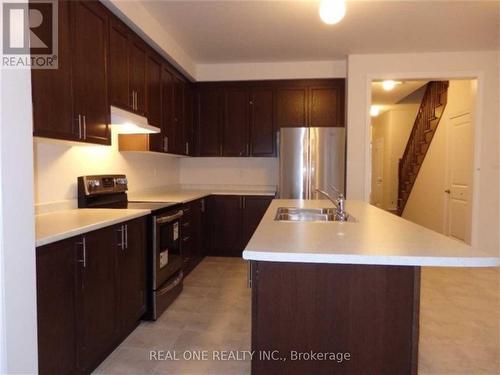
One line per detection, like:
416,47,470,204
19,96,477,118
319,0,346,25
370,105,380,117
381,80,401,91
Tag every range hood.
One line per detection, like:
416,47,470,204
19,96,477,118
110,105,160,134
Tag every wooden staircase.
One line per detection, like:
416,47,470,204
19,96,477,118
397,81,449,215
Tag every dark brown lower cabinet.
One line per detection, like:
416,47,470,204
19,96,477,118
36,217,147,375
241,196,273,249
251,262,420,375
116,219,147,338
180,198,206,276
208,195,274,257
77,226,118,372
36,238,78,375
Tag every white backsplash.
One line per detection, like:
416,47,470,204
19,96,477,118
34,132,180,212
179,157,278,187
34,135,278,214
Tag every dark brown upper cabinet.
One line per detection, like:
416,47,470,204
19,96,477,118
31,0,75,141
250,88,275,156
72,0,110,145
161,67,175,153
276,80,345,129
173,75,186,155
184,83,195,156
223,87,250,156
108,18,129,110
146,53,163,152
310,86,344,127
276,88,308,128
108,17,146,115
129,38,147,115
32,0,110,145
196,87,224,156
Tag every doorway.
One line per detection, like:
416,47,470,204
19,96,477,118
369,79,477,244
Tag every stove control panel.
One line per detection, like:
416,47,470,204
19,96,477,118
78,175,128,196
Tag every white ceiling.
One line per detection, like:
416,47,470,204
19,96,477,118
141,0,500,64
372,80,428,107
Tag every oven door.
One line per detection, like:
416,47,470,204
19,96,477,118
152,209,184,290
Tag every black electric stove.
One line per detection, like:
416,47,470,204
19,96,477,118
77,174,184,320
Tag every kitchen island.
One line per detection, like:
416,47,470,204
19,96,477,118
242,199,499,375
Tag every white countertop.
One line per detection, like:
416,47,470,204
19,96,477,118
36,209,151,247
128,186,276,204
243,199,500,267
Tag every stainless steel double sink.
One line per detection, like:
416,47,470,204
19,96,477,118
274,207,356,222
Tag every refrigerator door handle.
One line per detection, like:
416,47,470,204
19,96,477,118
303,128,310,200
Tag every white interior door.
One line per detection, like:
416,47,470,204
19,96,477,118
445,112,473,243
371,138,384,207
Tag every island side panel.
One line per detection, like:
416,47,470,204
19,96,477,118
251,261,420,375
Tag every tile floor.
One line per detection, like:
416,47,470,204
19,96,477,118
94,257,499,375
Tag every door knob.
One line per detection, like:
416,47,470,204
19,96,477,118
444,189,451,194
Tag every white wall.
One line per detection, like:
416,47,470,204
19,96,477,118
371,104,419,210
0,68,38,372
196,60,346,81
347,51,499,256
403,81,476,240
34,133,180,209
103,0,196,80
179,157,278,188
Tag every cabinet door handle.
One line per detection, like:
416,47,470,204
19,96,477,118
77,237,87,268
201,199,205,213
82,115,87,140
247,261,252,288
185,142,189,155
117,225,125,250
124,224,128,249
134,91,138,111
164,136,169,152
219,144,223,156
242,196,246,209
77,114,82,139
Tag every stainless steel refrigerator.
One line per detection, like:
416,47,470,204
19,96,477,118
278,127,345,199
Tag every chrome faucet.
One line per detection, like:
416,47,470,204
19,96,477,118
315,186,348,222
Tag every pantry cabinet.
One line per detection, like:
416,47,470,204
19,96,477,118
36,217,147,375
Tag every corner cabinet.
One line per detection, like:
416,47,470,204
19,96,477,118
36,217,147,375
32,0,110,145
207,195,274,257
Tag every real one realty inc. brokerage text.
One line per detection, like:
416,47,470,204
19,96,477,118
149,350,352,363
